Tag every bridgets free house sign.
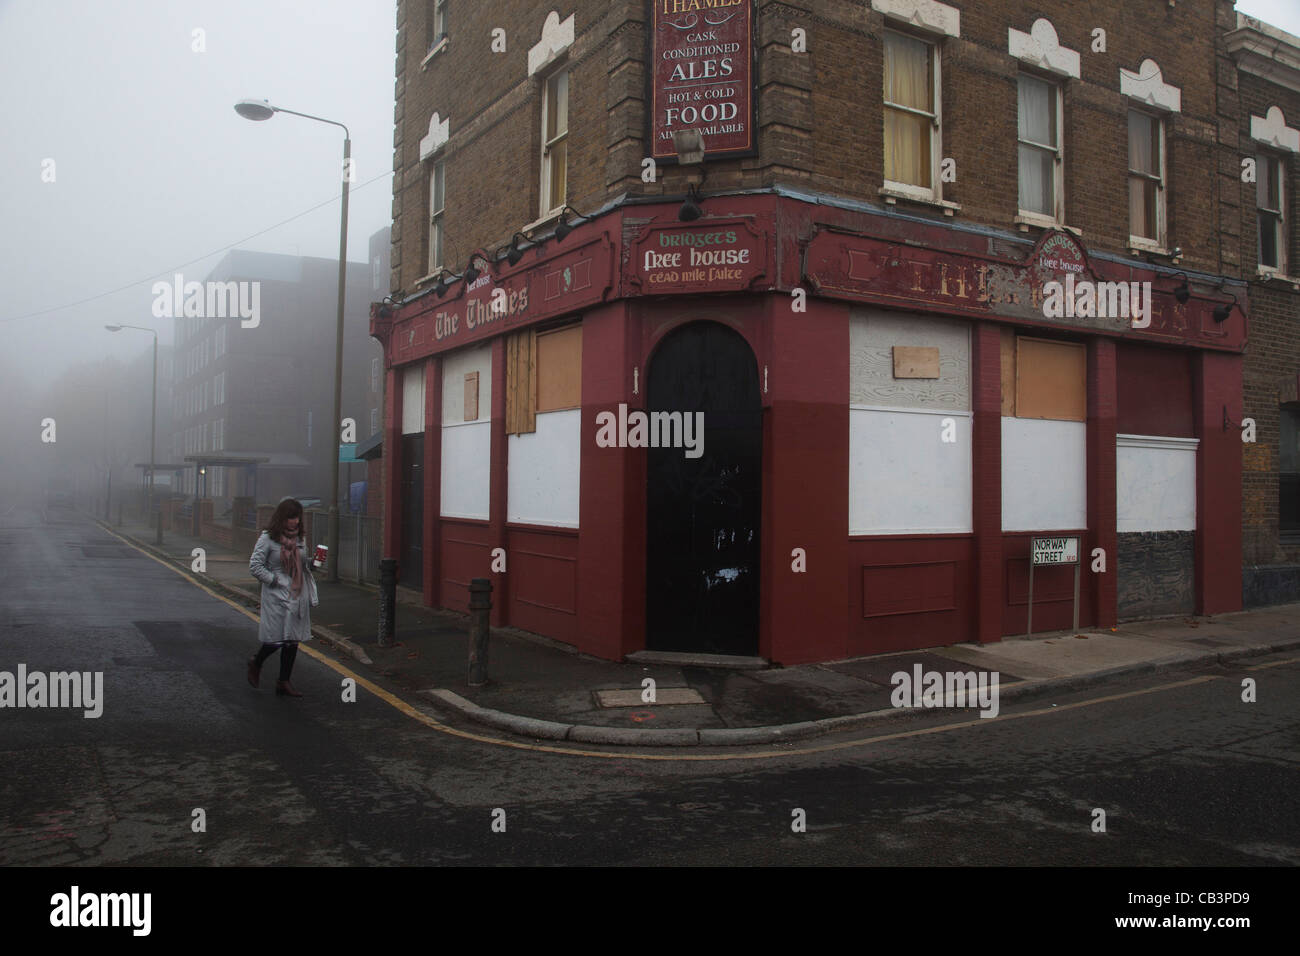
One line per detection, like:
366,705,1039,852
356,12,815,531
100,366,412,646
650,0,755,160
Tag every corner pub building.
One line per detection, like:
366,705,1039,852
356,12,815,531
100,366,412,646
372,0,1250,664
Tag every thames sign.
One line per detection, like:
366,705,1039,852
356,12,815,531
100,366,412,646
650,0,755,160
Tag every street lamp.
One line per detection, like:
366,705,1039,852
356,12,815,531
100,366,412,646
105,324,161,544
235,97,351,583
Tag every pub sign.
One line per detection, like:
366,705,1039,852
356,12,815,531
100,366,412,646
649,0,756,161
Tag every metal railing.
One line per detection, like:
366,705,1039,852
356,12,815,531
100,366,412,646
304,509,383,585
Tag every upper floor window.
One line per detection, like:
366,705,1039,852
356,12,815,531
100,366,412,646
540,68,569,217
371,357,381,393
1128,110,1165,246
882,30,938,197
1258,151,1286,273
428,0,447,50
428,159,445,274
1017,72,1063,222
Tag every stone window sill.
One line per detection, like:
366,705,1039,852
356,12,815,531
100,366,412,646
879,184,961,216
422,36,449,69
1128,237,1174,257
1256,269,1300,290
1015,213,1080,238
523,208,565,234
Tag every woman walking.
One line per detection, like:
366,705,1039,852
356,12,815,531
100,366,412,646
246,498,318,697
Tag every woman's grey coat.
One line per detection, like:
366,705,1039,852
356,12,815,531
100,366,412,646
249,531,318,644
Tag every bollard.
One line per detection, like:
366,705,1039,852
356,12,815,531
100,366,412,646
378,558,398,648
468,577,492,687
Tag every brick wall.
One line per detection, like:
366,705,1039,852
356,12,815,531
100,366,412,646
391,0,1236,293
1235,68,1300,567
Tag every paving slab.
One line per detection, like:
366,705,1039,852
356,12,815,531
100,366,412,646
96,518,1300,748
594,687,705,707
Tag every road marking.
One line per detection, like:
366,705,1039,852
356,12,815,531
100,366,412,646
1243,656,1299,670
101,524,1290,763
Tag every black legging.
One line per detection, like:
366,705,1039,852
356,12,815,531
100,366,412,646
253,642,299,682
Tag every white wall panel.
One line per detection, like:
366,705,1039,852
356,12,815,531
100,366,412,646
1116,435,1197,532
401,365,425,435
508,408,581,528
849,406,972,534
441,421,491,520
1002,417,1087,530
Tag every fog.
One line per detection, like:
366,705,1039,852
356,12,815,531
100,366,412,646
0,0,395,508
1,0,1297,511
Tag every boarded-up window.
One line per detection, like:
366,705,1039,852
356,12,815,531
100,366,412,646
505,329,537,435
1012,336,1085,422
537,325,582,411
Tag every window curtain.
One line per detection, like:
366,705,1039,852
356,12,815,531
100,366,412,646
1257,154,1282,269
883,32,931,187
1128,111,1158,239
1018,74,1055,214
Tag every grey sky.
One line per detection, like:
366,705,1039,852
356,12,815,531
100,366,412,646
0,0,396,380
1,0,1298,387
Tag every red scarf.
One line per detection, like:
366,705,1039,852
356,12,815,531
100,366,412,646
279,530,304,596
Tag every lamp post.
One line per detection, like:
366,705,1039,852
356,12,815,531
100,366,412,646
105,324,160,543
235,97,350,583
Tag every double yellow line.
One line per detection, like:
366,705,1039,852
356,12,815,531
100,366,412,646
102,524,1295,763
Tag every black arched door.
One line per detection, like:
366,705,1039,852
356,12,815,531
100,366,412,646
646,322,761,655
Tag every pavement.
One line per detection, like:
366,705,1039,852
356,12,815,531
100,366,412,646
99,513,1300,747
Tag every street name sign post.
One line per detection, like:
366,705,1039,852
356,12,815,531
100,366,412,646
1027,535,1081,638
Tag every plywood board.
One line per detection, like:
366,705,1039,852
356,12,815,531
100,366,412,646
463,371,479,422
1016,337,1085,422
537,324,582,412
505,329,536,434
892,345,940,379
1000,327,1016,417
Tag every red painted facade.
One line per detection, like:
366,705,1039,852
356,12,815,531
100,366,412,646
371,192,1245,663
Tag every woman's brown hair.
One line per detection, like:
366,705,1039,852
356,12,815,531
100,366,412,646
265,498,304,540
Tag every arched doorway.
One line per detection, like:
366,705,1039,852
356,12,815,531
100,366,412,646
646,321,762,656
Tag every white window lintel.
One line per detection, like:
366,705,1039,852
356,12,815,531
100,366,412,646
1120,59,1182,113
871,0,959,38
1008,19,1080,79
419,111,450,162
1251,105,1300,153
528,10,575,77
